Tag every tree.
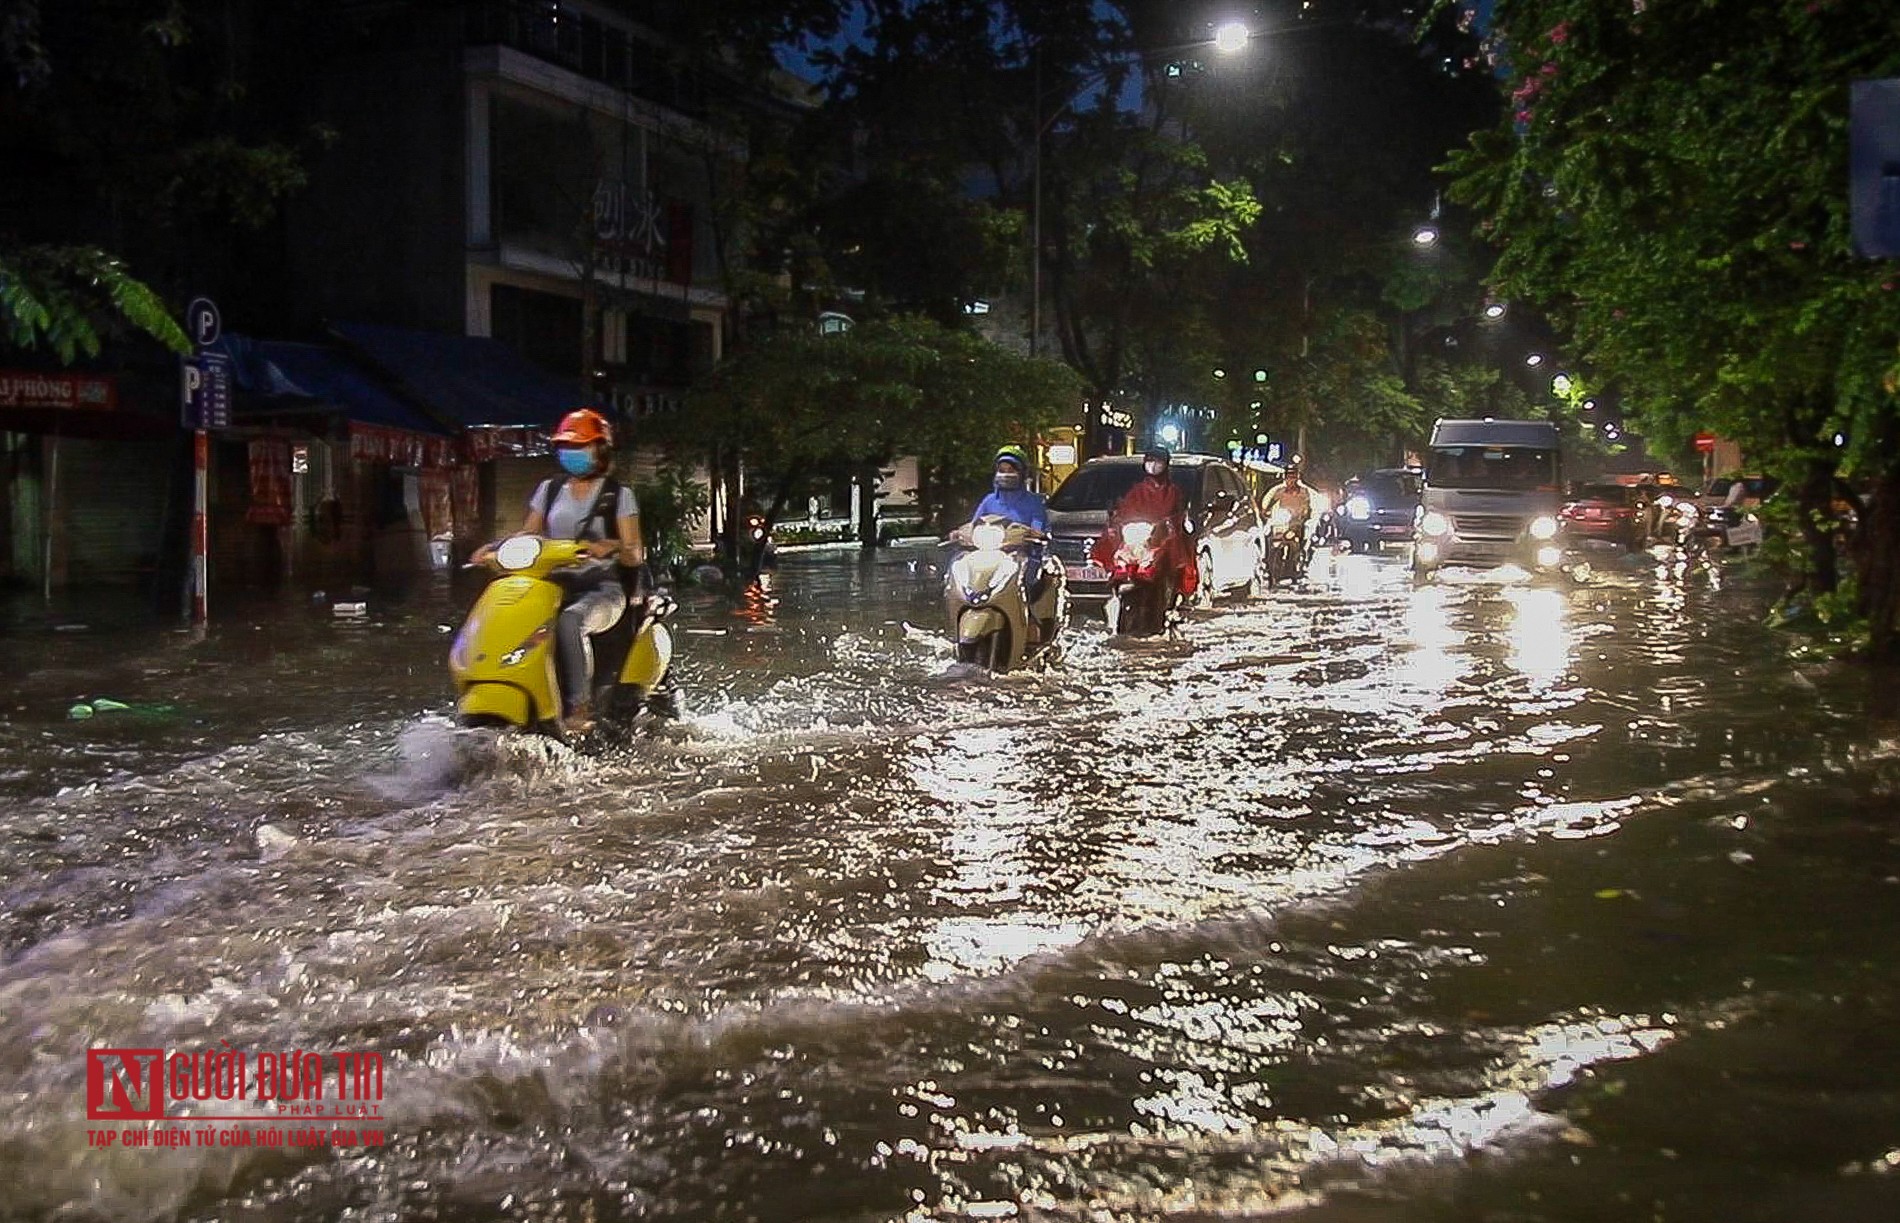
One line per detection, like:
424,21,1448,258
655,314,1082,546
1,0,328,361
1447,0,1900,658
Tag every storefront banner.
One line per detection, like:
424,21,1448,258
0,371,118,411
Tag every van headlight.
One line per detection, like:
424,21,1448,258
1419,511,1450,537
1529,515,1558,540
1347,496,1372,521
496,536,542,570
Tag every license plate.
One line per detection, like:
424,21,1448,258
1065,564,1109,582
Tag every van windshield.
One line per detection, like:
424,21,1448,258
1427,446,1558,492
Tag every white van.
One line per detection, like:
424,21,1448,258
1413,419,1565,575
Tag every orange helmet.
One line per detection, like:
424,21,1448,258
551,408,612,446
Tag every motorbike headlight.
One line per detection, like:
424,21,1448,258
1536,545,1563,568
971,522,1007,552
1677,503,1699,521
1347,496,1372,521
496,536,542,570
1420,511,1450,537
1269,506,1292,529
500,624,552,667
1529,515,1558,540
1122,522,1155,550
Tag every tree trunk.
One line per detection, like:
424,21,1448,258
1795,454,1840,597
1860,462,1900,664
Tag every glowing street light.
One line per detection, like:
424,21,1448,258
1524,352,1545,367
1159,423,1183,446
1482,301,1507,320
1552,373,1573,396
1411,224,1441,247
1212,21,1251,54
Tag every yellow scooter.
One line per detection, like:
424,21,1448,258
449,535,677,740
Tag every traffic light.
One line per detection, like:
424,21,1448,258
1252,368,1268,383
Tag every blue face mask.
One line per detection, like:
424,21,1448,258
557,448,595,477
993,468,1024,492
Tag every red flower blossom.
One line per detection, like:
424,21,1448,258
1549,21,1573,45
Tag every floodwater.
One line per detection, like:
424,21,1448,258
1,546,1897,1222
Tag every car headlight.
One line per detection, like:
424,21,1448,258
971,522,1007,552
1122,521,1154,549
496,535,542,570
1419,511,1450,537
1529,515,1558,540
1269,506,1292,529
1347,496,1372,521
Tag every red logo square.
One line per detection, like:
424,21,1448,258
86,1049,165,1120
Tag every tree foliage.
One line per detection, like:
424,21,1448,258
1446,0,1900,657
658,314,1082,527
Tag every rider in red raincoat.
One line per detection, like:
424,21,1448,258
1090,448,1198,601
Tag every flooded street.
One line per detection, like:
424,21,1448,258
3,547,1899,1222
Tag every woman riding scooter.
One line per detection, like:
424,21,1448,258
470,408,644,735
1091,447,1198,607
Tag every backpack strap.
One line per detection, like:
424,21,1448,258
539,474,622,541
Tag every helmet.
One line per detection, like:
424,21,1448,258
1143,446,1172,466
994,444,1029,471
551,408,612,447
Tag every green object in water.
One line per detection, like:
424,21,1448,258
91,698,130,712
68,703,94,720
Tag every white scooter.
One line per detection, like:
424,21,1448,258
943,516,1068,672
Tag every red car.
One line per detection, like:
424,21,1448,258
1558,483,1651,550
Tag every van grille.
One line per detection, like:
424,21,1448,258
1453,513,1523,538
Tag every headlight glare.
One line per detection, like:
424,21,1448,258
1420,511,1450,537
1529,515,1558,540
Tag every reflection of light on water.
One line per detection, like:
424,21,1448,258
1399,583,1466,696
1505,586,1570,686
906,726,1087,979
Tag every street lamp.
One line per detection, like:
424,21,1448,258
1524,352,1545,367
1411,224,1440,247
1212,21,1250,54
1551,373,1573,396
1482,301,1507,320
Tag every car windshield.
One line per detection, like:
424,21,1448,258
1427,446,1558,492
1047,464,1198,512
1361,472,1420,503
1578,484,1634,504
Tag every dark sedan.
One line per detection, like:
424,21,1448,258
1339,468,1422,552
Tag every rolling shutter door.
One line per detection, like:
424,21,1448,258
57,437,176,585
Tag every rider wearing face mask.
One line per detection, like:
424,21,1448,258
469,408,645,735
1091,447,1198,600
967,445,1049,534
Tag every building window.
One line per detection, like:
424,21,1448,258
491,283,582,378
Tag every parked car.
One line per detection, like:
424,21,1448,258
1339,468,1423,552
1046,454,1264,604
1558,482,1652,550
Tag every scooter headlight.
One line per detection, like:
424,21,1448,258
1122,521,1155,550
1347,496,1372,521
1529,515,1559,541
496,536,542,570
971,522,1007,552
1419,510,1450,537
1269,506,1293,529
500,624,552,667
1536,544,1563,569
1677,503,1699,522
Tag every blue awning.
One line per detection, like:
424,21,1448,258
213,335,454,437
330,322,590,430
